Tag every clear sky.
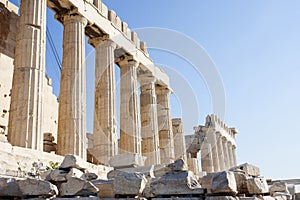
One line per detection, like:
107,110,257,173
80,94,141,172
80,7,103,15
10,0,300,180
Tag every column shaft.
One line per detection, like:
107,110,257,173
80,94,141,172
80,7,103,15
172,118,187,161
232,145,237,166
57,14,87,160
119,59,142,155
228,142,234,168
216,133,225,171
139,76,160,165
201,139,214,173
207,131,220,172
8,0,47,150
90,38,117,165
222,137,229,170
156,86,174,164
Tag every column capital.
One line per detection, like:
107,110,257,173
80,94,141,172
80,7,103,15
116,55,138,68
155,85,173,95
88,35,118,49
138,74,156,86
221,136,227,142
56,11,87,26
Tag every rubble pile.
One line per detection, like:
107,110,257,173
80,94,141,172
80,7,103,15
0,157,296,200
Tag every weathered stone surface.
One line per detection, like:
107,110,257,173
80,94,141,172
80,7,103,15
59,177,98,196
246,177,269,194
201,172,216,193
91,179,114,198
60,154,88,170
153,198,203,200
153,164,171,178
206,196,238,200
50,169,68,182
270,182,290,196
109,153,145,168
168,158,188,172
230,163,260,177
18,178,58,197
82,172,98,181
211,171,237,195
114,172,148,195
147,170,204,197
0,177,20,196
233,170,250,194
108,165,155,179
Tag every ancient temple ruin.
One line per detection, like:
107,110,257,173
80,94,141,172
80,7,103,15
1,0,299,199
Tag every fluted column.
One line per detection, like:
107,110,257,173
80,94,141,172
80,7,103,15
207,131,220,172
232,145,237,166
172,118,187,162
156,86,174,164
216,133,225,171
227,141,234,168
8,0,47,150
118,57,141,155
222,137,229,170
57,14,87,160
139,75,160,165
89,37,117,165
201,138,214,173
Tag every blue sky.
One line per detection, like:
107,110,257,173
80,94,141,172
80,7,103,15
10,0,300,179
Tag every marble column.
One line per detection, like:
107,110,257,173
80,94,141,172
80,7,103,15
139,75,160,165
232,145,237,167
88,37,117,165
222,137,229,170
216,133,225,171
118,57,142,155
57,14,87,160
156,86,175,164
8,0,47,150
227,141,234,168
201,138,214,173
207,131,220,172
187,158,199,176
172,118,187,162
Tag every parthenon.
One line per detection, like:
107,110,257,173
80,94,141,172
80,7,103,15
1,0,299,199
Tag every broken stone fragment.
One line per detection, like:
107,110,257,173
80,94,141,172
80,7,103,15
211,171,238,195
91,179,115,198
17,178,58,197
59,154,88,170
109,153,145,169
201,172,217,194
59,177,98,196
233,170,250,194
50,169,68,182
113,172,148,196
81,172,98,181
246,177,269,194
270,181,290,196
206,196,239,200
230,163,260,177
66,168,84,180
0,177,21,197
167,158,188,172
147,170,204,197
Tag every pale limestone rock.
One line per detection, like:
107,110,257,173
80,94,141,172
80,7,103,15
272,192,292,200
0,177,20,196
201,172,216,193
211,171,237,195
167,158,188,172
50,169,68,182
60,154,88,170
206,196,239,200
270,182,290,196
91,179,114,198
233,170,250,194
239,197,260,200
108,165,155,179
246,177,269,194
109,153,145,168
59,177,98,196
147,171,204,197
66,168,84,180
230,163,260,177
152,198,203,200
114,172,148,195
18,178,58,197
